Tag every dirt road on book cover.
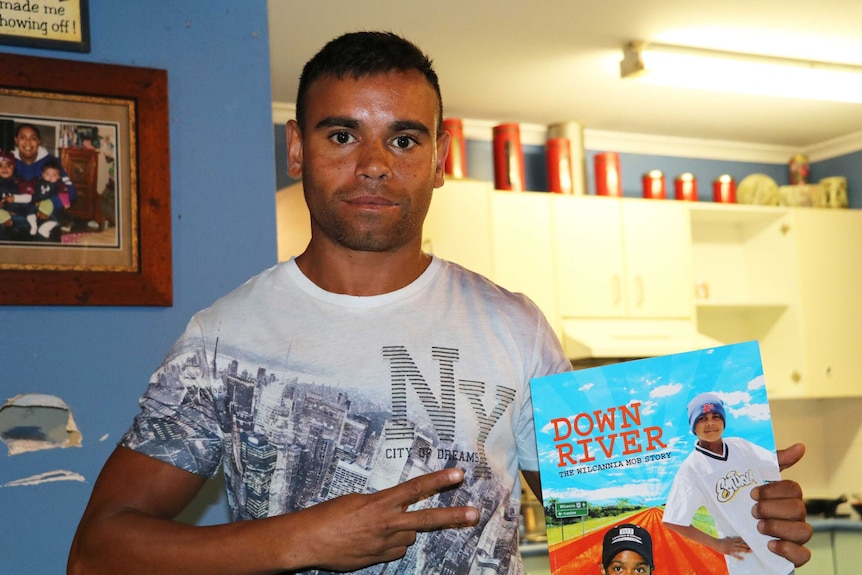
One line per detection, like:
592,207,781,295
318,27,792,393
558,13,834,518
546,506,728,574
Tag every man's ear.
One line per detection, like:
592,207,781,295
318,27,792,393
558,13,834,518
286,119,303,179
434,128,450,189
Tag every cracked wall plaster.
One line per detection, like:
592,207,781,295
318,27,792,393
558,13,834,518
0,394,82,455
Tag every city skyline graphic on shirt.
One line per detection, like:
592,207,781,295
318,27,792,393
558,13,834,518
134,337,525,574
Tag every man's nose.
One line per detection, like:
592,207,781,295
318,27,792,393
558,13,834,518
356,141,392,180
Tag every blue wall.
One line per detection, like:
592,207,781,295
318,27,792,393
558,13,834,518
0,2,275,573
811,150,862,209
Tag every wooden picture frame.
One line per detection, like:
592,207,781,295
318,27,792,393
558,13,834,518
0,54,171,306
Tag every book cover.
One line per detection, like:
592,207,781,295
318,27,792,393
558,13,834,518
529,340,793,575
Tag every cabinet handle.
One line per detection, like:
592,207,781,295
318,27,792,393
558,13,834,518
694,281,710,300
635,275,644,307
612,274,622,307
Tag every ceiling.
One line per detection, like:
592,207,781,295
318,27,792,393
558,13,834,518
268,0,862,148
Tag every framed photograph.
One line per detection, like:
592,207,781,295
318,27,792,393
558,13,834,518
0,54,171,306
0,0,90,53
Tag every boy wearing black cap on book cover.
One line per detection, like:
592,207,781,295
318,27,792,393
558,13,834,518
602,523,654,574
663,392,794,575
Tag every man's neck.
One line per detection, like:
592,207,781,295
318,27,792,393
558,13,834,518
295,240,431,296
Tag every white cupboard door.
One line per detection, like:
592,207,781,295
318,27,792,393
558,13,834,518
794,208,862,397
422,180,494,279
553,196,626,318
622,199,693,319
491,191,557,334
276,182,311,262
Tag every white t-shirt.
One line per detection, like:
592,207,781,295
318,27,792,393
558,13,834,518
663,437,793,575
122,257,571,574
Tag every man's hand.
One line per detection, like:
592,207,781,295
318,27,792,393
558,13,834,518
751,443,812,567
290,468,479,572
71,450,480,575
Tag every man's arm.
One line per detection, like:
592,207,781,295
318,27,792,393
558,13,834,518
68,446,479,575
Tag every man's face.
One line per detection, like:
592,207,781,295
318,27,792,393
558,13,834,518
694,412,724,443
0,161,13,179
604,550,651,574
287,70,449,253
15,127,41,164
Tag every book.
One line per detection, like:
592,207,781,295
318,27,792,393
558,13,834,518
529,340,794,575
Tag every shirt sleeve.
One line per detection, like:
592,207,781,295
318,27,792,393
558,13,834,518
120,316,225,477
515,300,571,473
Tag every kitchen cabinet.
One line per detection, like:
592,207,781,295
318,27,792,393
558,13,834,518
791,208,862,398
689,203,805,398
689,204,795,308
832,530,862,575
422,179,494,279
553,195,693,319
796,525,862,575
490,191,557,333
691,203,862,399
276,182,310,261
796,531,834,575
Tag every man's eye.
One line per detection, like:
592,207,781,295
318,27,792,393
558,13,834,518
330,132,354,144
393,135,415,149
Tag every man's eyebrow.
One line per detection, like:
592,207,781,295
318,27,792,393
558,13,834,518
391,120,431,135
314,117,432,136
315,116,360,130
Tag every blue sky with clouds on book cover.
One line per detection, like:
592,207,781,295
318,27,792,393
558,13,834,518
531,340,775,506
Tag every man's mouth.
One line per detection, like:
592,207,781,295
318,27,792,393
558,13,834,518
345,195,398,207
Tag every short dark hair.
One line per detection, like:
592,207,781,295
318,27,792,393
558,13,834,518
43,158,62,173
295,31,443,132
15,122,42,140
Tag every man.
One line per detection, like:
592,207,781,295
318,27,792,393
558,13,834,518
14,123,77,221
68,32,812,575
664,392,794,574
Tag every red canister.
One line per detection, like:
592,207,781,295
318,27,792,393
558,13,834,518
675,173,698,201
492,123,525,191
713,175,736,203
443,118,466,179
642,170,666,199
789,154,809,185
546,137,574,194
594,152,622,196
